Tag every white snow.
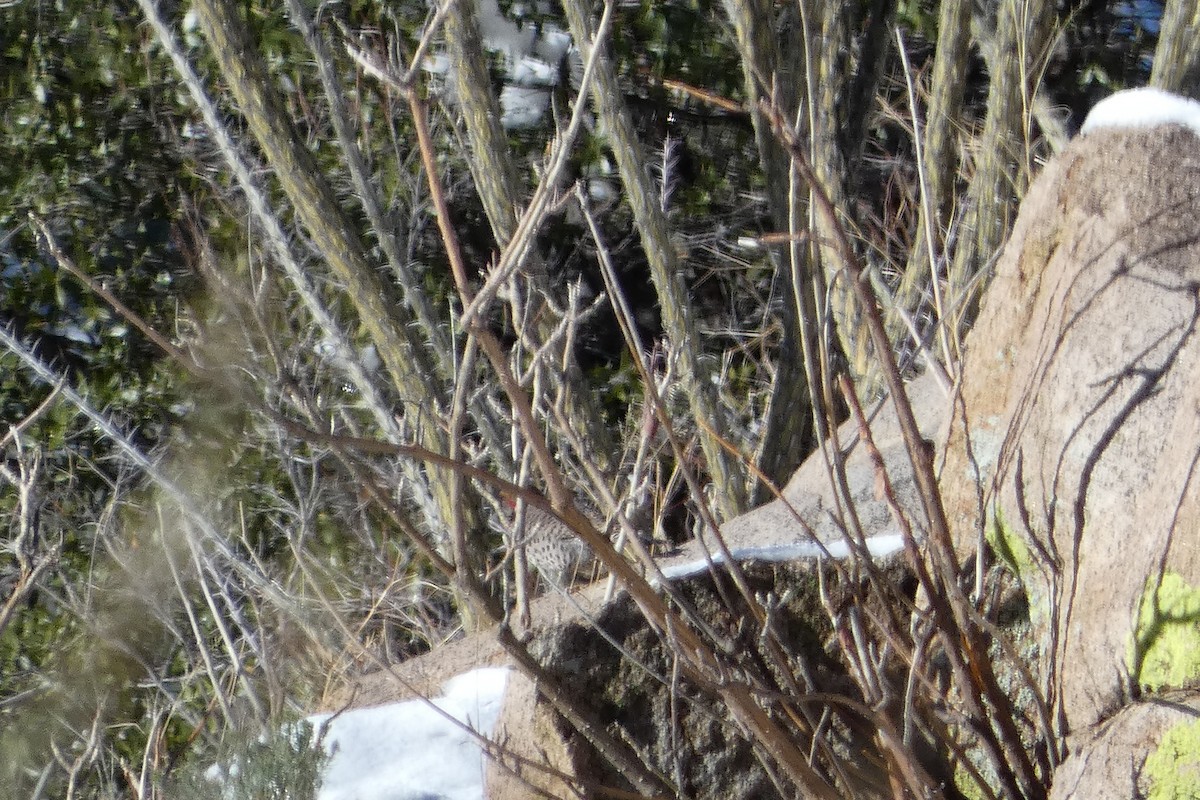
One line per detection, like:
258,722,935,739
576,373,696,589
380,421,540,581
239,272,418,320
499,85,549,129
47,323,97,345
586,178,619,203
534,25,572,64
310,666,509,800
1081,87,1200,136
475,0,536,61
420,54,451,76
422,0,572,129
658,532,906,581
510,56,559,88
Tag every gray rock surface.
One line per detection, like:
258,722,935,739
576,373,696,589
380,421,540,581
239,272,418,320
713,369,950,557
1048,693,1200,800
943,124,1200,737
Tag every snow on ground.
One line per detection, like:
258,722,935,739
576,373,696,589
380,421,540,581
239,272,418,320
658,532,906,581
1081,87,1200,136
309,666,509,800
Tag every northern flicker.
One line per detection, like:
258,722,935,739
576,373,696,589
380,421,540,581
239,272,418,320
508,500,604,589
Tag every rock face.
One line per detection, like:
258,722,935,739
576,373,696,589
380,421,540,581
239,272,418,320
719,368,949,554
942,124,1200,789
1047,695,1200,800
493,561,912,800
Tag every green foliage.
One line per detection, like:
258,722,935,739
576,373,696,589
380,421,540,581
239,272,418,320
170,718,330,800
0,0,192,442
621,0,741,99
0,5,199,786
896,0,939,42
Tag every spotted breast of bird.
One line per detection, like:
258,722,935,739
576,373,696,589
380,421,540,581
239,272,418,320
508,499,605,588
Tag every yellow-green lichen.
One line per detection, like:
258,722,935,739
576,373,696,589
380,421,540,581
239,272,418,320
1130,572,1200,692
1145,718,1200,800
952,759,993,800
987,507,1035,583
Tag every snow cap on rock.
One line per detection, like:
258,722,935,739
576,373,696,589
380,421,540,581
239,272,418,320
1081,87,1200,136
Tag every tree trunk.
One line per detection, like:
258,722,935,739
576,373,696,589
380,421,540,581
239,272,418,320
949,1,1057,311
891,0,972,365
444,1,618,474
190,0,477,605
1151,0,1200,95
561,0,749,519
722,0,817,499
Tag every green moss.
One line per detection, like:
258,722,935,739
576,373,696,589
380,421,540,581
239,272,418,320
1145,718,1200,800
1130,573,1200,692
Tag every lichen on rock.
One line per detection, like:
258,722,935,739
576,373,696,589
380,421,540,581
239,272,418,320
1144,717,1200,800
1131,572,1200,693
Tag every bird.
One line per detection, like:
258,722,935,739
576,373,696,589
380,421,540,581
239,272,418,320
507,499,604,589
